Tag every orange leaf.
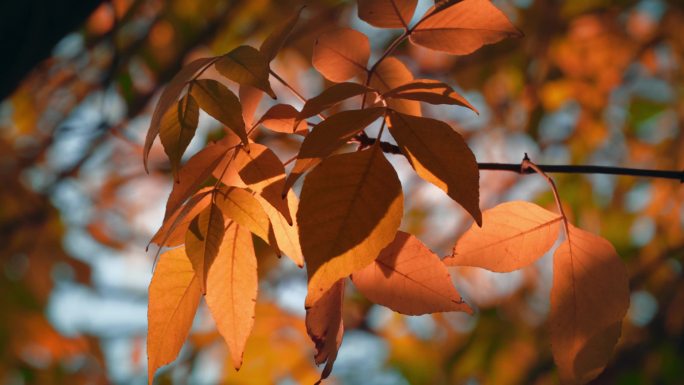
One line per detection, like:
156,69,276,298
358,0,418,29
410,0,522,55
191,79,248,146
298,82,376,121
234,144,292,225
205,222,258,370
147,247,202,384
151,188,212,248
298,144,403,305
216,46,276,98
312,28,370,83
259,6,304,62
283,107,386,195
185,203,225,293
444,201,562,272
239,85,263,128
352,231,472,315
257,190,304,267
144,56,215,172
549,225,630,385
371,57,420,116
383,79,478,113
158,94,199,180
256,104,308,135
305,279,345,383
387,110,481,224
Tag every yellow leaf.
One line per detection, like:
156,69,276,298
283,107,386,195
387,110,481,225
383,79,478,113
358,0,418,29
352,231,472,315
185,203,225,293
312,28,370,83
205,222,257,370
549,225,629,385
410,0,522,55
158,94,199,180
298,82,376,121
371,57,420,116
257,191,304,267
257,104,308,135
191,79,248,146
444,201,562,272
298,145,403,305
147,247,201,384
215,186,278,254
259,6,304,62
234,144,292,225
305,279,345,383
216,46,276,98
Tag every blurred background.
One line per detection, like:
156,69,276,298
1,0,683,384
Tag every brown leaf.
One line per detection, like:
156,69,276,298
239,85,263,128
257,191,304,267
259,6,304,62
150,188,212,248
383,79,478,113
549,225,630,385
298,82,376,121
352,231,472,315
215,186,278,254
158,94,199,180
191,79,248,146
145,56,215,172
410,0,522,55
234,144,292,225
216,46,276,98
283,107,386,195
257,104,308,135
298,144,403,305
358,0,418,29
387,110,481,224
147,247,201,384
312,28,370,83
371,57,421,116
185,203,225,293
305,279,345,383
205,222,258,370
444,201,562,272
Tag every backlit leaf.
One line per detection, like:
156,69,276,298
312,28,370,83
145,56,215,172
257,191,304,267
383,79,478,113
305,279,345,383
549,225,629,385
205,222,258,370
387,110,481,224
283,107,386,195
234,144,292,225
298,144,403,305
298,82,376,121
352,231,472,315
358,0,418,29
215,186,278,254
370,57,420,116
158,94,199,179
410,0,522,55
185,203,225,293
147,247,201,384
444,201,562,272
216,46,276,98
260,6,304,62
257,104,308,135
239,85,263,128
151,188,212,248
191,79,248,146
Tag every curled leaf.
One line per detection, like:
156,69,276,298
383,79,478,113
158,94,199,180
306,279,345,383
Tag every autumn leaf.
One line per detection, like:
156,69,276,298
191,79,248,146
259,6,304,62
298,82,376,121
312,28,370,83
387,110,481,225
205,221,258,370
256,104,308,135
549,225,630,385
147,247,202,385
239,85,263,128
358,0,418,29
257,191,304,267
444,201,562,272
144,56,215,172
158,94,199,180
185,203,225,293
410,0,522,55
216,46,276,98
352,231,472,315
283,107,386,195
298,144,403,305
234,144,292,225
383,79,478,113
150,188,212,248
371,57,421,116
305,279,345,384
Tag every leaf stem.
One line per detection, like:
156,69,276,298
521,154,569,237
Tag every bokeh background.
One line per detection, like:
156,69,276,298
1,0,683,384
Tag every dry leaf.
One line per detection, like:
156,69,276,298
257,104,308,135
158,94,199,179
205,222,258,370
387,110,481,224
371,57,420,116
298,145,403,305
298,82,376,121
358,0,418,29
191,79,248,146
383,79,478,113
151,188,212,248
352,231,472,315
239,85,263,128
549,225,630,385
305,279,345,383
444,201,562,272
216,46,276,98
185,203,225,293
147,247,202,384
312,28,370,82
257,191,304,267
